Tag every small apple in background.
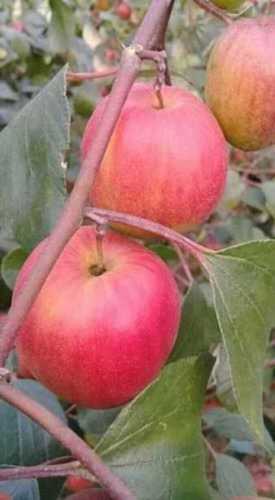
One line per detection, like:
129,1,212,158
115,2,132,20
65,475,93,493
15,227,180,409
10,20,24,32
104,48,119,63
205,17,275,151
95,0,110,11
81,83,228,238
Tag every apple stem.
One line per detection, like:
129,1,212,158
95,224,106,274
0,460,88,481
84,207,215,264
155,88,165,109
136,47,167,108
171,243,194,286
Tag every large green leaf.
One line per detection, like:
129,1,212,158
170,282,220,360
49,0,75,54
0,477,40,500
78,406,122,443
204,241,275,444
1,247,28,289
0,66,70,251
215,454,256,499
96,355,213,500
204,408,274,452
0,379,67,465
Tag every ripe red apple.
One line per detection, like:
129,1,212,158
81,83,228,238
66,489,110,499
205,17,275,151
115,2,132,20
65,475,93,493
15,227,180,408
0,312,6,329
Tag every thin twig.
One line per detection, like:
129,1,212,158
84,207,213,261
203,435,217,459
67,68,118,83
193,0,233,24
0,382,133,500
171,242,193,285
0,461,87,481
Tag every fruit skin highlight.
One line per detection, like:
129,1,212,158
81,83,228,238
15,227,180,409
205,17,275,151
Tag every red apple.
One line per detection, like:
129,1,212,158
115,2,132,20
205,17,275,151
65,475,93,493
66,489,111,499
10,20,24,32
0,313,6,329
81,83,228,238
15,227,180,408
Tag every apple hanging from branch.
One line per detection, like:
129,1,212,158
81,83,228,238
15,227,180,409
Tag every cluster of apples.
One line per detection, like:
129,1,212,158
15,16,275,410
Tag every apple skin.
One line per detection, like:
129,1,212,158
66,489,111,500
65,475,93,493
205,17,275,151
115,2,132,20
15,227,180,409
81,83,228,238
0,312,6,329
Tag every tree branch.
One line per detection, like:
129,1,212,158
0,382,133,499
0,0,175,367
0,461,85,481
193,0,233,24
67,68,118,83
84,207,212,261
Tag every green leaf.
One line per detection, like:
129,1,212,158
0,66,70,251
49,0,75,54
170,282,220,360
204,241,275,444
0,477,40,500
215,454,256,499
218,171,245,211
78,406,122,443
38,477,64,500
1,247,28,289
96,355,214,500
261,181,275,219
0,379,67,466
204,408,274,452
